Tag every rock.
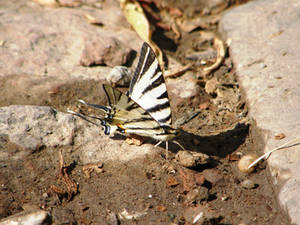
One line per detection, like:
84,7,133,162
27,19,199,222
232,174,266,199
179,168,206,191
0,0,142,107
185,187,209,204
0,209,48,225
241,179,257,189
0,105,75,160
106,211,119,225
183,205,216,224
205,77,219,95
220,0,300,222
51,208,76,224
202,169,224,185
107,66,133,87
80,35,133,67
167,71,200,105
237,154,258,173
175,150,210,167
118,208,147,220
0,103,156,163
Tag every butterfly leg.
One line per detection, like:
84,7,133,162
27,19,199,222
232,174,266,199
172,140,185,150
154,141,162,148
155,141,169,159
166,141,169,160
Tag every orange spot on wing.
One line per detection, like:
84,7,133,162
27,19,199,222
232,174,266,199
117,124,126,133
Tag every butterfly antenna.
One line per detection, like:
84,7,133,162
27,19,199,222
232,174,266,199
67,109,102,127
78,99,109,113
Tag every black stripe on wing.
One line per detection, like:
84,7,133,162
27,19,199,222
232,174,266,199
129,42,156,95
146,101,170,113
125,102,140,111
157,114,172,124
141,71,164,95
157,91,168,100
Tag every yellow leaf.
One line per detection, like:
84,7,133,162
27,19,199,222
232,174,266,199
119,0,164,68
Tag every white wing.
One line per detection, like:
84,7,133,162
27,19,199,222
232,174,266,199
128,42,172,126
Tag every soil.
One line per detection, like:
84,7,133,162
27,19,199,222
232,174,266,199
0,1,290,225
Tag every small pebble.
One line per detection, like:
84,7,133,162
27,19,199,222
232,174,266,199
175,151,210,167
238,154,258,173
241,179,257,189
0,209,48,225
106,66,132,87
42,192,49,198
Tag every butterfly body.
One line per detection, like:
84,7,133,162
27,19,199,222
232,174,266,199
92,84,179,142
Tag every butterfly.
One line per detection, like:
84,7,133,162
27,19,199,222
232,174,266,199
68,42,182,156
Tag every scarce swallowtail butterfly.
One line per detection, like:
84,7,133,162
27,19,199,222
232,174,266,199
68,42,182,155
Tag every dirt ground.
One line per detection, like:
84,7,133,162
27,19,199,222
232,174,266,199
0,0,291,224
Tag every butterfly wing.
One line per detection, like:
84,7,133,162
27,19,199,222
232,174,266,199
128,42,172,127
69,43,178,142
103,84,171,139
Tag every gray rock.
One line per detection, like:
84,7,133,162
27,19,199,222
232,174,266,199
0,209,48,225
241,179,257,189
0,0,143,108
167,71,200,104
107,66,133,87
0,105,75,160
219,0,300,223
80,35,133,67
175,150,210,167
202,168,223,185
183,205,216,224
0,0,141,78
0,105,155,163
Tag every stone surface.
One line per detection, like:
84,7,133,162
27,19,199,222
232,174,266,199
0,209,48,225
219,0,300,223
0,0,142,107
0,105,155,163
80,35,133,67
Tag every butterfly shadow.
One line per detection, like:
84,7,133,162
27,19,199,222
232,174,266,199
168,122,249,159
109,123,249,163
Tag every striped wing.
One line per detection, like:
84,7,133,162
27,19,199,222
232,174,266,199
103,85,175,140
68,42,178,142
128,42,172,127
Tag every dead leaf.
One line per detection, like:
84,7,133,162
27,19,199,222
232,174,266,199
119,0,163,66
275,133,286,140
166,176,179,187
83,162,104,178
126,134,144,146
156,205,167,212
178,17,211,33
169,7,182,17
84,14,104,26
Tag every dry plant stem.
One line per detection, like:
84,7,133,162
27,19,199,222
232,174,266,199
202,36,226,75
165,63,193,79
248,137,300,169
58,150,78,200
